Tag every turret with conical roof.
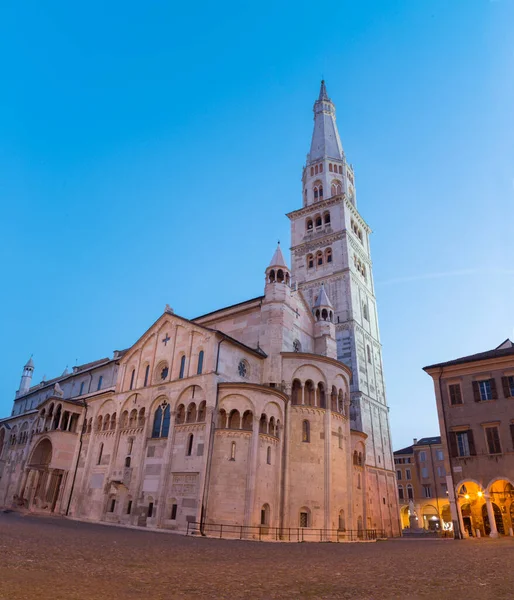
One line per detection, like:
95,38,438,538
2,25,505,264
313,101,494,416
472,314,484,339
16,356,34,398
265,242,290,286
312,284,336,358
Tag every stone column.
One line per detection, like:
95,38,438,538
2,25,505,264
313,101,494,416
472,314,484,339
323,407,331,536
301,384,305,406
485,496,499,538
156,407,178,528
455,501,468,538
243,416,260,530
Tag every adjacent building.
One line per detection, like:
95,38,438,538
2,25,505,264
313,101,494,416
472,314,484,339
424,339,514,538
0,82,400,538
394,436,450,532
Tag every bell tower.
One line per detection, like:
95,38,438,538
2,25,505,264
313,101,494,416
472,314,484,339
287,81,394,472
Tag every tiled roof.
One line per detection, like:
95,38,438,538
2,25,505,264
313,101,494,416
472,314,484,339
394,445,414,455
423,339,514,370
415,436,441,446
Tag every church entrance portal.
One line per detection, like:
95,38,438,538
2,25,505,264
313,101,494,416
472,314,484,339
23,438,65,513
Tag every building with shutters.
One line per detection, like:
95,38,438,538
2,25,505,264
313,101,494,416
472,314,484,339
394,436,450,532
424,339,514,538
0,82,400,538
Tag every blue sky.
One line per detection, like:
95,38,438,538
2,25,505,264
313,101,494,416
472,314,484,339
1,1,513,449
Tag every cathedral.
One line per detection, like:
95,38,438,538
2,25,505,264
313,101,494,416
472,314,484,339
0,82,400,538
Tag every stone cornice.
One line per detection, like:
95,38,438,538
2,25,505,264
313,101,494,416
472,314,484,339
350,428,368,439
291,405,327,416
343,197,372,233
281,352,352,378
348,236,372,264
173,422,206,432
258,432,280,444
218,382,289,403
286,195,344,220
292,231,343,254
214,429,252,438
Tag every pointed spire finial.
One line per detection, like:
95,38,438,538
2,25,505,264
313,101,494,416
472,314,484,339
318,79,329,101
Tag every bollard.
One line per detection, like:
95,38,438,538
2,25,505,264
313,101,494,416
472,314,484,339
476,529,481,538
509,528,513,537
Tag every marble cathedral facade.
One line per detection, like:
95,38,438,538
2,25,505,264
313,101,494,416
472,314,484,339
0,82,400,538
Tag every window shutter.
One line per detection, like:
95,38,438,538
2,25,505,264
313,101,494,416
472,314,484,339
502,377,511,398
490,378,498,399
510,423,514,448
472,381,481,402
468,430,477,456
449,432,458,457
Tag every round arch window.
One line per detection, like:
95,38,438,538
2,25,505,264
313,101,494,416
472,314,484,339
238,360,248,378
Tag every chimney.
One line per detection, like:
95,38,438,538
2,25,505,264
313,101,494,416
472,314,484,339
413,438,418,445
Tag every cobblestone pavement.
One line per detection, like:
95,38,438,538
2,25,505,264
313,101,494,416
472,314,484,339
1,512,513,600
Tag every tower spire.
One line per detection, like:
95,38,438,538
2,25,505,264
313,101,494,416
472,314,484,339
309,80,344,163
318,79,329,101
17,355,34,397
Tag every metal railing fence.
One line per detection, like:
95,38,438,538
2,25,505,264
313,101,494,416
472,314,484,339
186,521,385,542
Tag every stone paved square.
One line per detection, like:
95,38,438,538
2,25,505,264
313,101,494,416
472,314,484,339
1,512,513,599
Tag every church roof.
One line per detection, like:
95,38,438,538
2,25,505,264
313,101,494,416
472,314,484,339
309,80,344,162
423,339,514,371
312,284,333,309
268,244,288,269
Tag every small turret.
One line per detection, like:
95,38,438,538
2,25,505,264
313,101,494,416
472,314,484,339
312,284,336,358
16,356,34,398
265,242,290,286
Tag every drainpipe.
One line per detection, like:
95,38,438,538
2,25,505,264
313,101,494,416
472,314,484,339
199,337,226,535
437,367,462,540
65,399,87,516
